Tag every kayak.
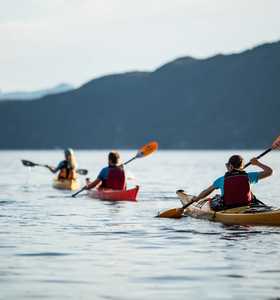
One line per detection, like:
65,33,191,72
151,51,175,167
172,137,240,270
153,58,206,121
52,179,80,191
177,191,280,226
88,186,139,201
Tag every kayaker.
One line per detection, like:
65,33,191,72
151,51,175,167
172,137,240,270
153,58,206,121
193,155,273,210
86,151,126,190
46,148,77,180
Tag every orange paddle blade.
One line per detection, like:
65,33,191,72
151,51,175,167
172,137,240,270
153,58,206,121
157,207,184,219
272,135,280,149
137,141,158,157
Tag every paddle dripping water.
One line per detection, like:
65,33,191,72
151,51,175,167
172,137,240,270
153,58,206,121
1,150,280,300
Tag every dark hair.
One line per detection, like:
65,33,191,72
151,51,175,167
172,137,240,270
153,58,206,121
228,155,244,169
108,151,120,165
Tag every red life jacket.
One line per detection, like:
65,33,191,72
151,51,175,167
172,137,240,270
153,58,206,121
223,170,252,208
102,166,126,190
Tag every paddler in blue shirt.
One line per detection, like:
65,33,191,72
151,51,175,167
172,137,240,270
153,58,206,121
86,151,126,190
193,155,273,210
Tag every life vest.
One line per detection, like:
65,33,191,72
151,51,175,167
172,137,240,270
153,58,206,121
101,166,126,190
57,161,77,180
223,170,252,208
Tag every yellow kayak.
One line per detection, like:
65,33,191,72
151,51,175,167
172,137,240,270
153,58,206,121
177,191,280,226
52,179,80,191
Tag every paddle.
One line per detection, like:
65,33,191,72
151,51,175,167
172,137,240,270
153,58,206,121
157,190,197,219
21,159,88,175
158,135,280,219
71,141,158,198
243,136,280,168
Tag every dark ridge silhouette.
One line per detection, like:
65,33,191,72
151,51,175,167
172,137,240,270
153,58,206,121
0,41,279,149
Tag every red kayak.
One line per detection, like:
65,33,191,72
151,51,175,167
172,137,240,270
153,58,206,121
87,186,139,201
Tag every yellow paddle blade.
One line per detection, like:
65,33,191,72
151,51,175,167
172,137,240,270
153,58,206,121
137,141,158,157
272,135,280,149
157,207,184,219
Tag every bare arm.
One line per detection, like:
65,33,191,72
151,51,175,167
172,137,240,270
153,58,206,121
194,185,216,201
250,158,273,180
86,178,102,190
46,161,65,174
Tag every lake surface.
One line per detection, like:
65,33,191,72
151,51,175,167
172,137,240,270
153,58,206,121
1,150,280,300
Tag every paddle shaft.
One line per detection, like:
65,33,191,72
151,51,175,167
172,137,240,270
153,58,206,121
35,163,47,167
123,156,137,166
72,186,87,197
243,148,272,169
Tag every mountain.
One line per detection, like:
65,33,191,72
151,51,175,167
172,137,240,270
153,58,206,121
0,41,279,149
0,83,74,100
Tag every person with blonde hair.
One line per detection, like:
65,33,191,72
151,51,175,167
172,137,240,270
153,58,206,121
47,148,77,180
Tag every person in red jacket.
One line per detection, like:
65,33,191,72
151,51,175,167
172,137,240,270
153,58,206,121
86,151,126,190
193,155,273,210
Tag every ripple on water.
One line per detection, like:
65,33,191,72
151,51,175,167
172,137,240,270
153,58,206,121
260,269,280,273
133,275,198,283
15,252,72,257
37,279,92,284
224,274,246,278
0,245,17,248
0,200,16,205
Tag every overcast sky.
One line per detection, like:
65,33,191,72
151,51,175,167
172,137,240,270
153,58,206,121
1,0,280,91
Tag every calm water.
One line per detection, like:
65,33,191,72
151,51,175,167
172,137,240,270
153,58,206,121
1,150,280,300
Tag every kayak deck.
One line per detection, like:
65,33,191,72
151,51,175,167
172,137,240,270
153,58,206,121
52,179,80,191
177,191,280,226
88,186,139,201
